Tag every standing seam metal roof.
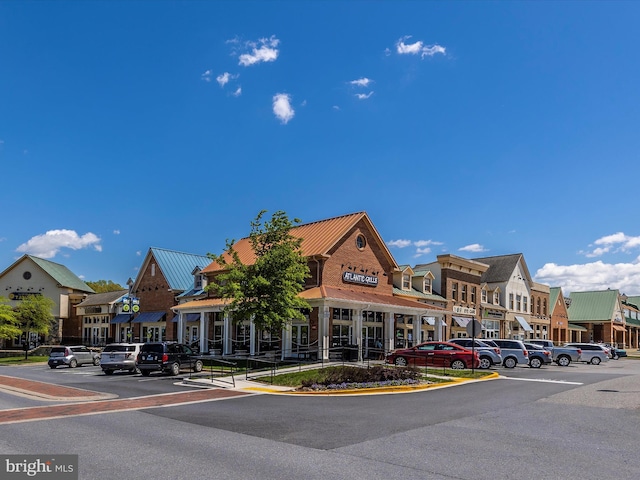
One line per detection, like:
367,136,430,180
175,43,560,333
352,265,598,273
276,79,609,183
28,255,95,293
149,248,212,291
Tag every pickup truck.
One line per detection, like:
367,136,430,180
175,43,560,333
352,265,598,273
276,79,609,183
527,340,581,366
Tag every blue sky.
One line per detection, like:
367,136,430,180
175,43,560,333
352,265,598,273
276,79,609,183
2,1,640,295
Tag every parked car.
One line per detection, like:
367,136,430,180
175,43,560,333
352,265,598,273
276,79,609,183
523,342,553,368
136,342,204,376
48,345,100,369
492,339,529,368
100,343,144,375
448,338,503,369
602,343,627,359
564,343,609,365
527,339,582,366
385,341,480,369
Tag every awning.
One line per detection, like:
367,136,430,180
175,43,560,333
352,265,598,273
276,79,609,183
422,316,435,326
132,311,165,323
568,323,587,331
452,316,470,327
515,316,533,332
111,314,132,324
172,313,200,323
612,324,626,332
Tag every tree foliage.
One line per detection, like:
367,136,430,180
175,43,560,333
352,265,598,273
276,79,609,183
207,210,311,333
86,280,124,293
13,294,56,336
0,297,22,341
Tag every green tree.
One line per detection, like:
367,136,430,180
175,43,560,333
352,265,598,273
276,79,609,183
14,294,56,337
86,280,124,293
207,210,311,333
0,297,22,341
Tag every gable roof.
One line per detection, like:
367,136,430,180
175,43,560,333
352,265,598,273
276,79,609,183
202,212,398,274
568,289,620,322
548,287,563,313
471,253,531,283
137,248,212,291
76,289,128,307
0,255,95,293
625,296,640,310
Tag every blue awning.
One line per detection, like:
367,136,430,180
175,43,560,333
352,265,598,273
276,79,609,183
172,313,200,323
111,314,132,324
515,315,533,332
132,311,165,323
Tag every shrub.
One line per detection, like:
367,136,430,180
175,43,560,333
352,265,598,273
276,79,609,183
301,365,419,389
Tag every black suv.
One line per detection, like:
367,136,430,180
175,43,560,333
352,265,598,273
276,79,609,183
136,342,203,376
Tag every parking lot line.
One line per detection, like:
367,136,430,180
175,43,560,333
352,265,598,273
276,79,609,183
499,376,583,385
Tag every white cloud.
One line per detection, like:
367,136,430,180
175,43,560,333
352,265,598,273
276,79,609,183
201,70,212,82
395,36,446,58
414,240,443,247
216,72,239,87
416,247,431,255
534,258,640,295
459,243,487,253
355,92,374,100
387,239,412,248
16,229,102,259
113,230,120,235
272,93,294,124
350,78,373,87
332,105,340,111
232,87,242,97
582,232,640,257
238,36,280,66
136,251,142,256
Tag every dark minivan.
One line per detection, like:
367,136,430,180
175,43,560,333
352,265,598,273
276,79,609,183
136,342,203,376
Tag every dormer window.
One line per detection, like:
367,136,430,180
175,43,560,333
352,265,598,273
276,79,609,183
481,289,488,303
195,275,202,290
402,274,410,290
423,277,432,294
493,290,500,305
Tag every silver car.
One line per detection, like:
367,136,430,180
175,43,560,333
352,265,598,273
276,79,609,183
100,343,144,375
564,343,609,365
492,339,529,368
448,338,503,369
48,345,100,369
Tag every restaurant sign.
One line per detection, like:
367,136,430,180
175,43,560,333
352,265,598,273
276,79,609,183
343,271,378,287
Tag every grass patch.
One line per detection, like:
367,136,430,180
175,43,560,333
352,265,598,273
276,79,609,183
0,356,49,365
422,368,494,379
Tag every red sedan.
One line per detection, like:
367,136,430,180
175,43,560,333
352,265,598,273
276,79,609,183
385,341,480,369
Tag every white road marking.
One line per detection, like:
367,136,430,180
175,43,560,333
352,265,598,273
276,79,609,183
499,376,583,385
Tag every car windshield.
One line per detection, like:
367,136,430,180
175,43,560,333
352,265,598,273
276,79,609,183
103,345,136,353
50,347,66,354
141,344,164,353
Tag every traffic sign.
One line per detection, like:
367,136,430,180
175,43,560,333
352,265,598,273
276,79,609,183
466,319,483,337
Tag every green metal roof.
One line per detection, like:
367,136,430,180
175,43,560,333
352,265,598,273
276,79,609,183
625,296,640,310
625,316,640,327
568,289,619,322
568,323,587,331
28,255,95,293
549,287,562,313
149,247,212,291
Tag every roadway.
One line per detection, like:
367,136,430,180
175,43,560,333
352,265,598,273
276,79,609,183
0,359,639,479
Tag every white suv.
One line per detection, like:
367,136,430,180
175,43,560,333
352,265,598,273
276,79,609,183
100,343,144,375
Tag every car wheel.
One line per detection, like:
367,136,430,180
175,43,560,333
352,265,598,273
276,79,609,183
193,360,203,373
93,357,100,366
451,359,466,370
69,358,78,368
557,355,571,367
504,357,517,368
479,356,492,369
394,356,408,367
141,370,151,377
170,362,180,376
613,354,619,360
530,357,542,368
591,356,601,365
49,365,56,369
103,369,113,375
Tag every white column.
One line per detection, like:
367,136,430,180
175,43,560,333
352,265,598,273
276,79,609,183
434,315,444,341
249,317,256,356
282,324,292,360
176,313,184,343
386,312,395,351
199,312,207,354
354,309,363,362
321,305,330,360
223,314,232,355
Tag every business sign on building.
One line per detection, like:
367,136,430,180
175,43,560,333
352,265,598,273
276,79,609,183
342,271,378,287
453,305,476,315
